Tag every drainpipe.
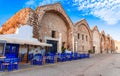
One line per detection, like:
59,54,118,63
26,45,30,63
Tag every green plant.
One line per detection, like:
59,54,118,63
62,46,66,53
88,50,93,54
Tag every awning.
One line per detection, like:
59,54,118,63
0,40,7,44
0,36,52,47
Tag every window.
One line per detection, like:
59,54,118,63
86,35,88,41
39,39,42,42
78,33,80,39
51,30,56,38
82,34,84,40
12,46,16,54
5,45,11,54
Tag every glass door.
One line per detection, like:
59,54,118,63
5,43,19,58
47,40,58,54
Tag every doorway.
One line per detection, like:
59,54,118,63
5,43,19,58
93,46,95,53
47,40,58,54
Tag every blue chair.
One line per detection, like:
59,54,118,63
85,53,90,58
83,53,86,58
57,53,66,62
72,52,79,60
57,53,62,62
79,54,83,59
0,61,5,71
12,58,19,70
46,54,54,63
31,54,43,65
66,53,72,61
28,54,34,61
3,58,14,71
81,54,85,59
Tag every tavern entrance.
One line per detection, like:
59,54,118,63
5,43,19,58
47,40,58,54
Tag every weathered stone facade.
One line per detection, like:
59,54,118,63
0,3,116,53
111,39,115,52
100,31,115,53
74,19,92,53
34,3,73,51
91,26,101,54
106,34,111,53
100,31,106,53
0,8,35,34
115,40,120,53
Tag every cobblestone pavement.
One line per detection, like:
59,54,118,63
0,54,120,76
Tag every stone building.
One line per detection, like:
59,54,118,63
115,40,120,53
34,3,74,53
100,31,115,53
0,3,116,54
106,34,112,53
91,26,101,54
0,3,74,54
74,19,92,53
111,39,115,52
100,31,107,53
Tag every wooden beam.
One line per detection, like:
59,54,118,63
26,45,30,63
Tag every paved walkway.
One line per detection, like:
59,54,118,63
0,53,120,76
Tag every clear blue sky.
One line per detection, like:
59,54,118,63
0,0,120,41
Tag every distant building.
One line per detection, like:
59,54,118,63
91,26,101,54
74,19,92,53
115,40,120,53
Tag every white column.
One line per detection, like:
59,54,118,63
75,41,78,52
73,35,75,53
58,33,62,53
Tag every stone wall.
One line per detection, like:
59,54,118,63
92,26,101,54
0,8,34,34
115,40,120,53
0,3,116,53
100,31,115,53
37,12,69,50
35,3,73,51
106,35,111,53
100,31,106,53
74,19,92,53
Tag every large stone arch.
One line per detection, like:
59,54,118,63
111,39,115,52
100,31,106,53
74,19,92,53
92,26,101,54
106,34,111,53
33,3,73,52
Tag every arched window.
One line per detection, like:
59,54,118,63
82,34,84,40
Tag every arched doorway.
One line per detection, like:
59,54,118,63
37,11,72,53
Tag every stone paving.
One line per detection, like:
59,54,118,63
0,54,120,76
